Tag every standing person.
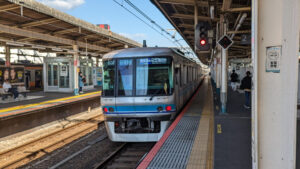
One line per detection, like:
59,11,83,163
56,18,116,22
79,72,85,94
240,71,252,109
230,70,238,91
3,79,19,100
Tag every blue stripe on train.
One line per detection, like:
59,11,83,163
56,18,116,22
103,104,176,114
104,111,176,114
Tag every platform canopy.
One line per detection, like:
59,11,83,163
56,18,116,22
151,0,251,64
0,0,142,57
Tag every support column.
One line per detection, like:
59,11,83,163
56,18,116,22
73,44,79,95
96,57,99,67
253,0,299,168
220,22,228,114
5,46,10,67
216,22,221,95
194,0,198,51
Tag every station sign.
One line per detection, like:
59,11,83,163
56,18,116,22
266,46,281,73
217,35,233,50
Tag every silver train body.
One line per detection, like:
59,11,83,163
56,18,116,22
101,47,202,142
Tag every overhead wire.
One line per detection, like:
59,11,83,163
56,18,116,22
112,0,181,48
121,0,199,62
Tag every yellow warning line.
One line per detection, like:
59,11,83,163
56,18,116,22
186,77,215,169
0,91,101,113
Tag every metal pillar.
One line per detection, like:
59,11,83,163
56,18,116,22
5,46,10,67
73,44,79,95
194,1,198,51
252,0,299,168
96,57,99,67
216,22,221,95
220,22,228,114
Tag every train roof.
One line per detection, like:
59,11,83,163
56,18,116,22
102,47,185,59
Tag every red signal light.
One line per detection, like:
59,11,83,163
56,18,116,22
103,107,108,113
200,39,206,46
166,106,172,111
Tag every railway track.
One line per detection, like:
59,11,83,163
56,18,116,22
0,114,103,169
94,142,154,169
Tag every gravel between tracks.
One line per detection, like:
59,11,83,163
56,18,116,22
20,123,123,169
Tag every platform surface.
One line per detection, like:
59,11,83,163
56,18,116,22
213,86,252,169
138,77,300,169
0,89,101,119
138,77,214,169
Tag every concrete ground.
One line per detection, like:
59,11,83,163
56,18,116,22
213,83,300,169
213,85,252,169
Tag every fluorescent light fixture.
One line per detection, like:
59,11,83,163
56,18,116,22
32,45,46,50
52,48,63,52
6,42,24,47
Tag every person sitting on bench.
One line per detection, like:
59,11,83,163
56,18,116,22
3,80,19,100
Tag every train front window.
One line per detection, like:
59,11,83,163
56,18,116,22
136,57,173,96
117,59,133,96
103,60,115,96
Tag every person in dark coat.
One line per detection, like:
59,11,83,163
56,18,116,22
240,71,252,109
230,70,239,91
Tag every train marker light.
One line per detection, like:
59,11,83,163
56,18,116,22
103,107,108,113
166,106,172,111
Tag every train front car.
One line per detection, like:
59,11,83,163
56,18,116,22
101,48,176,142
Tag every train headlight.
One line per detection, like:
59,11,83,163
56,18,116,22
166,106,172,111
109,107,114,112
103,107,108,113
157,106,163,112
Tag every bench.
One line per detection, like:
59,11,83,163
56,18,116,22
17,86,30,98
0,87,30,101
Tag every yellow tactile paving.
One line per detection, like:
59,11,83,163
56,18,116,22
186,78,214,169
0,91,101,113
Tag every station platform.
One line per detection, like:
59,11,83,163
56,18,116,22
137,77,214,169
137,76,300,169
0,90,101,119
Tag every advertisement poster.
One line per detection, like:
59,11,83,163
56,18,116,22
0,65,25,86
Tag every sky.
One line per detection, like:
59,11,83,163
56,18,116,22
36,0,190,48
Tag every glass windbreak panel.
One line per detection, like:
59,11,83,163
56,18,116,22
103,60,115,96
117,59,133,96
136,57,173,96
48,64,52,86
48,63,58,86
89,67,93,85
53,64,58,86
59,63,69,88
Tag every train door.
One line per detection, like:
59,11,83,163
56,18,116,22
115,59,135,114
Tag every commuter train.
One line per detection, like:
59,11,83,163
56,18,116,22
101,47,203,142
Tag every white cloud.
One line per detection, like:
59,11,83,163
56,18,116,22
38,0,85,10
119,33,147,39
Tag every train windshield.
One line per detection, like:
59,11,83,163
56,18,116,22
117,59,133,96
136,57,173,96
103,60,115,96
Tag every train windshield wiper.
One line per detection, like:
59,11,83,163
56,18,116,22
149,89,161,101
